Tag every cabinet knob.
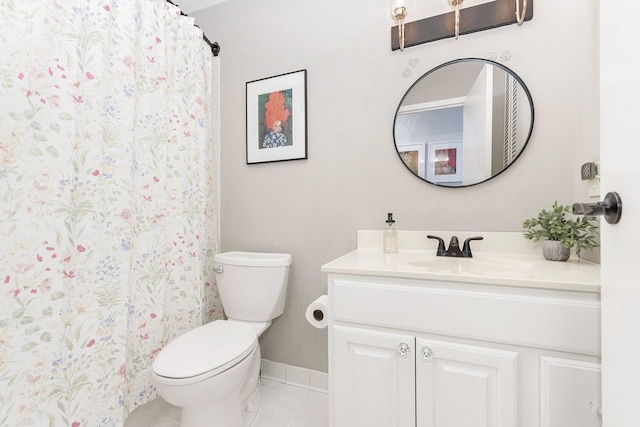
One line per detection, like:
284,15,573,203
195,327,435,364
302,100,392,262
420,347,434,362
397,342,411,357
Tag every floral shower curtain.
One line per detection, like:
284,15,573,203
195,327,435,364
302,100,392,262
0,1,223,425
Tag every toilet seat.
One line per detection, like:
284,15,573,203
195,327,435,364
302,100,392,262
153,320,257,383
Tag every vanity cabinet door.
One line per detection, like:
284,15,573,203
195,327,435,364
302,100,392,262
539,356,602,427
333,326,416,427
415,338,518,427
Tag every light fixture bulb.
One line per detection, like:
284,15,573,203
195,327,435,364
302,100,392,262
391,0,407,51
515,0,527,25
391,0,407,19
451,0,463,40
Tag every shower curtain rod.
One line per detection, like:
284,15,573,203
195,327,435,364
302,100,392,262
167,0,221,57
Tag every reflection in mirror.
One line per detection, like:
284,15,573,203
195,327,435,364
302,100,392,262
393,58,534,187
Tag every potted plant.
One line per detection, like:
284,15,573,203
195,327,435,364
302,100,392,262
522,201,599,261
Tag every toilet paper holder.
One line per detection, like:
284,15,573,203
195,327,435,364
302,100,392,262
305,295,329,329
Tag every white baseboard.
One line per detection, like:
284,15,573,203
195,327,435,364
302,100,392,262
261,359,328,393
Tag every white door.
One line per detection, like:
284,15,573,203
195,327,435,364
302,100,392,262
539,356,601,427
600,3,640,426
415,338,517,427
332,326,416,427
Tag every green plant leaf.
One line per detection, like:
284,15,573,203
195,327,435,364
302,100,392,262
522,201,600,255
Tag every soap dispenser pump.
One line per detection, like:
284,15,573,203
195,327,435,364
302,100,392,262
383,213,398,254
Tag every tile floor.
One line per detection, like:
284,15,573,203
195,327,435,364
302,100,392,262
124,378,329,427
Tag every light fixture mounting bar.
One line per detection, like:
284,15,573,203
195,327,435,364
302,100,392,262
391,0,533,51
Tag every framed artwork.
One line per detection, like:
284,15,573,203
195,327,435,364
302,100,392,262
397,143,426,179
246,69,307,164
427,141,462,183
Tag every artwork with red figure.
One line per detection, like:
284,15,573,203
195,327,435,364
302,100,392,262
259,89,293,149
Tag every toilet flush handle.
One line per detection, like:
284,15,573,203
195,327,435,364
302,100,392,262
214,265,223,274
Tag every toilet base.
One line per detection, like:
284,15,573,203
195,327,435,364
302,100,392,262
242,385,262,426
177,380,262,427
181,390,243,427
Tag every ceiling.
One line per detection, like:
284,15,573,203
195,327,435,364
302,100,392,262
176,0,229,14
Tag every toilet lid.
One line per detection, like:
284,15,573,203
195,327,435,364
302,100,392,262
153,321,257,379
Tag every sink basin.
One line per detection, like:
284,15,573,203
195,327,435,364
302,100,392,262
406,255,534,276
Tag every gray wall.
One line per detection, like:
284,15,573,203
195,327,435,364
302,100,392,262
193,0,600,372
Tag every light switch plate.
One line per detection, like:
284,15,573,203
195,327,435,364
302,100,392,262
588,178,600,198
588,162,600,197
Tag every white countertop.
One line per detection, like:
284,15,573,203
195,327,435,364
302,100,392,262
321,231,600,293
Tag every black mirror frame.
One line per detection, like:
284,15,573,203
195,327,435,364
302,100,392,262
393,57,535,188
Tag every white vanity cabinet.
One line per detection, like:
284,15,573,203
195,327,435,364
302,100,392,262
332,325,518,427
332,326,416,427
415,337,517,427
325,271,601,427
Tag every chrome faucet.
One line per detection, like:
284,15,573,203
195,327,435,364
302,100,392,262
427,235,484,258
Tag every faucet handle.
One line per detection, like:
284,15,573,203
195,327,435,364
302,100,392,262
426,235,446,256
462,236,484,258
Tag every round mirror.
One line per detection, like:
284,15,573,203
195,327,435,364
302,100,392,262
393,58,534,187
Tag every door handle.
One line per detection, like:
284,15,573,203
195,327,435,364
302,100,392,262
572,191,622,224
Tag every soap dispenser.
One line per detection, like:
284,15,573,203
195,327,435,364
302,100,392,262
383,213,398,254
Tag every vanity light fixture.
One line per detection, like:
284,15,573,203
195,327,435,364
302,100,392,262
392,0,407,51
390,0,533,51
451,0,463,39
515,0,527,25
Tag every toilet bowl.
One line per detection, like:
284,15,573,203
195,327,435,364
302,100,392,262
151,251,292,427
152,321,261,427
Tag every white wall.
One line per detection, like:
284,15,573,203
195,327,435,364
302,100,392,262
193,0,599,372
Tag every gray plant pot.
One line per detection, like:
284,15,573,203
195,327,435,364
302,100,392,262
542,240,570,261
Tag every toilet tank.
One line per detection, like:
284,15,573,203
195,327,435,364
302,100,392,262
214,251,292,322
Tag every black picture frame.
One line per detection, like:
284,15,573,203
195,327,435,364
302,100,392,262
246,69,307,164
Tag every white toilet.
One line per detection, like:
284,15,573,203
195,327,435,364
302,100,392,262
152,251,292,427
